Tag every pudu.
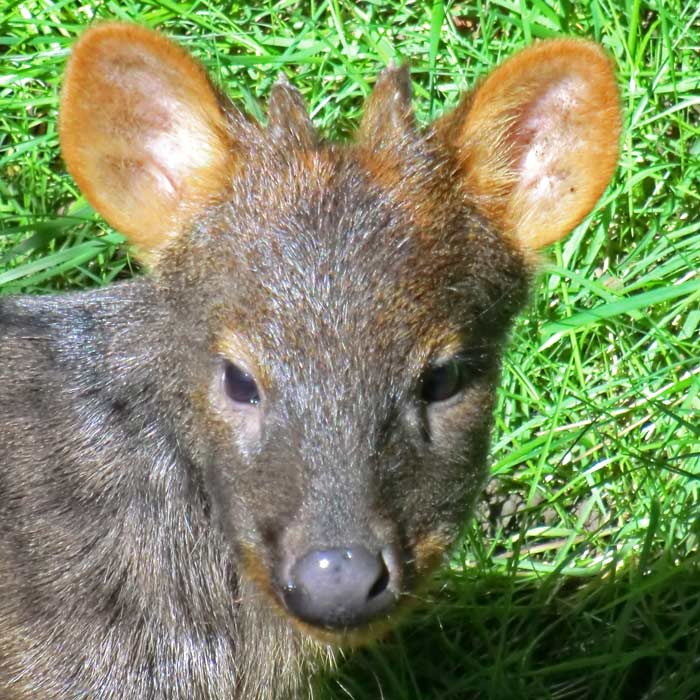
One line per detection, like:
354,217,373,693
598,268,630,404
0,22,620,700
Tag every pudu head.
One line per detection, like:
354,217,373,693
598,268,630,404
60,23,620,639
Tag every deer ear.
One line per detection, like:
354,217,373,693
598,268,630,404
436,39,621,249
60,23,237,263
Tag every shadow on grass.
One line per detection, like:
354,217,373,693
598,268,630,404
318,553,700,700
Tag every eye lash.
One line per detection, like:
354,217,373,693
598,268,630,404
455,347,492,376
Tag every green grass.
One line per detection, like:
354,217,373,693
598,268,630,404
2,1,699,698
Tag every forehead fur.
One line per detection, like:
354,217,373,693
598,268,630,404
210,70,465,285
165,73,530,363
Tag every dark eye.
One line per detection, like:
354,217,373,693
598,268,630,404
420,360,466,403
223,361,260,405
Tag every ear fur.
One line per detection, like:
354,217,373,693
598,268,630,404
436,39,621,249
60,23,237,263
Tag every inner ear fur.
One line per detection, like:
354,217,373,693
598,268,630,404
60,23,237,263
436,39,621,249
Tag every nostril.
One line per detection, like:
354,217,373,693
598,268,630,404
367,555,390,599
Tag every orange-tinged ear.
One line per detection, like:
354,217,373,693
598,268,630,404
437,39,621,249
60,23,236,263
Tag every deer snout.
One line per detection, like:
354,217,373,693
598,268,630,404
282,544,401,628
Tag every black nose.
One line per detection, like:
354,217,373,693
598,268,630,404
282,545,399,629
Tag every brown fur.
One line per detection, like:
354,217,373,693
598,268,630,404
0,23,620,700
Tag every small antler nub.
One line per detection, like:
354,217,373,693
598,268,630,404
358,63,416,148
267,77,318,148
